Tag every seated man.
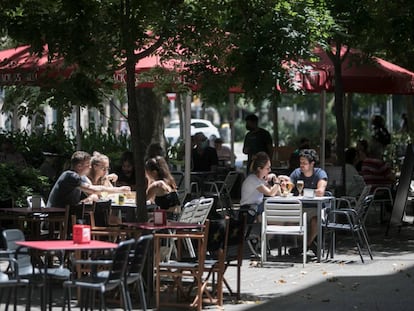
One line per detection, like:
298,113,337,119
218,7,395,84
191,132,218,172
214,137,235,167
289,149,328,256
47,151,131,208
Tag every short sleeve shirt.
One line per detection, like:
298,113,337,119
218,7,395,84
243,128,273,161
240,174,266,206
192,146,219,172
290,168,328,190
46,170,87,208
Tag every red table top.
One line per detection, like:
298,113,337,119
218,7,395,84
0,207,66,214
123,221,204,231
16,240,118,251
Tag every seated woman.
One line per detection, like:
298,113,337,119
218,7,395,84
240,152,283,223
84,151,128,202
145,156,181,217
115,151,136,191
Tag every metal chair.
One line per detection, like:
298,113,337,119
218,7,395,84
0,255,29,311
125,234,153,311
324,195,374,263
371,186,394,223
2,228,70,311
261,199,307,267
62,238,135,311
203,171,239,213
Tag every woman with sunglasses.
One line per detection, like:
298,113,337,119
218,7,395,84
84,151,129,202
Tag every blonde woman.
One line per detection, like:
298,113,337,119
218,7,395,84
84,151,129,202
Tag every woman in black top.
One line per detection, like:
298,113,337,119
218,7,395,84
145,156,180,215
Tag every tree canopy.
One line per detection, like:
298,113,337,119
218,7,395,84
1,0,337,219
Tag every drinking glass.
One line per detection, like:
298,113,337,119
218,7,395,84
296,180,304,196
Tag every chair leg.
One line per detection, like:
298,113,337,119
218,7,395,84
260,231,266,264
360,225,373,258
350,229,365,263
360,228,374,260
25,285,32,311
137,278,147,311
2,288,9,311
124,281,132,311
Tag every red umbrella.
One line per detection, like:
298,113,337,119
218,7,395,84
0,45,182,88
0,45,74,86
292,46,414,94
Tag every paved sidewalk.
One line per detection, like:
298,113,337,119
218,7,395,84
221,222,414,311
2,221,414,310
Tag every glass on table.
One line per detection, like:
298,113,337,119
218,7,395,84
296,180,304,196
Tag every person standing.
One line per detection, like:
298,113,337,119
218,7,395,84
242,114,273,173
371,115,391,158
289,149,328,256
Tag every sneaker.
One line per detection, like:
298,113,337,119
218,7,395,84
288,247,303,256
308,241,318,257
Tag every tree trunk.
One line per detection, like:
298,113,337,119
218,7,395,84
128,85,160,222
331,45,346,167
272,96,279,147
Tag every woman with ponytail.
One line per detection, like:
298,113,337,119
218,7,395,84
240,152,284,222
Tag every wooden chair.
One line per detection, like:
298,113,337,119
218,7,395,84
201,216,230,307
223,214,246,300
154,221,210,311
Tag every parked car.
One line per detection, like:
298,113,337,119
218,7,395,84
165,118,220,145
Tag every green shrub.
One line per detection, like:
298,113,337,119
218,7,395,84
0,164,50,207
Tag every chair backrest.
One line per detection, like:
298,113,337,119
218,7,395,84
92,200,112,227
192,197,214,224
107,238,135,283
222,171,239,193
27,195,46,208
179,198,199,223
129,234,153,274
171,171,185,189
358,194,374,225
325,166,344,194
1,229,33,275
264,199,303,226
207,216,230,254
356,185,372,209
225,214,245,262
